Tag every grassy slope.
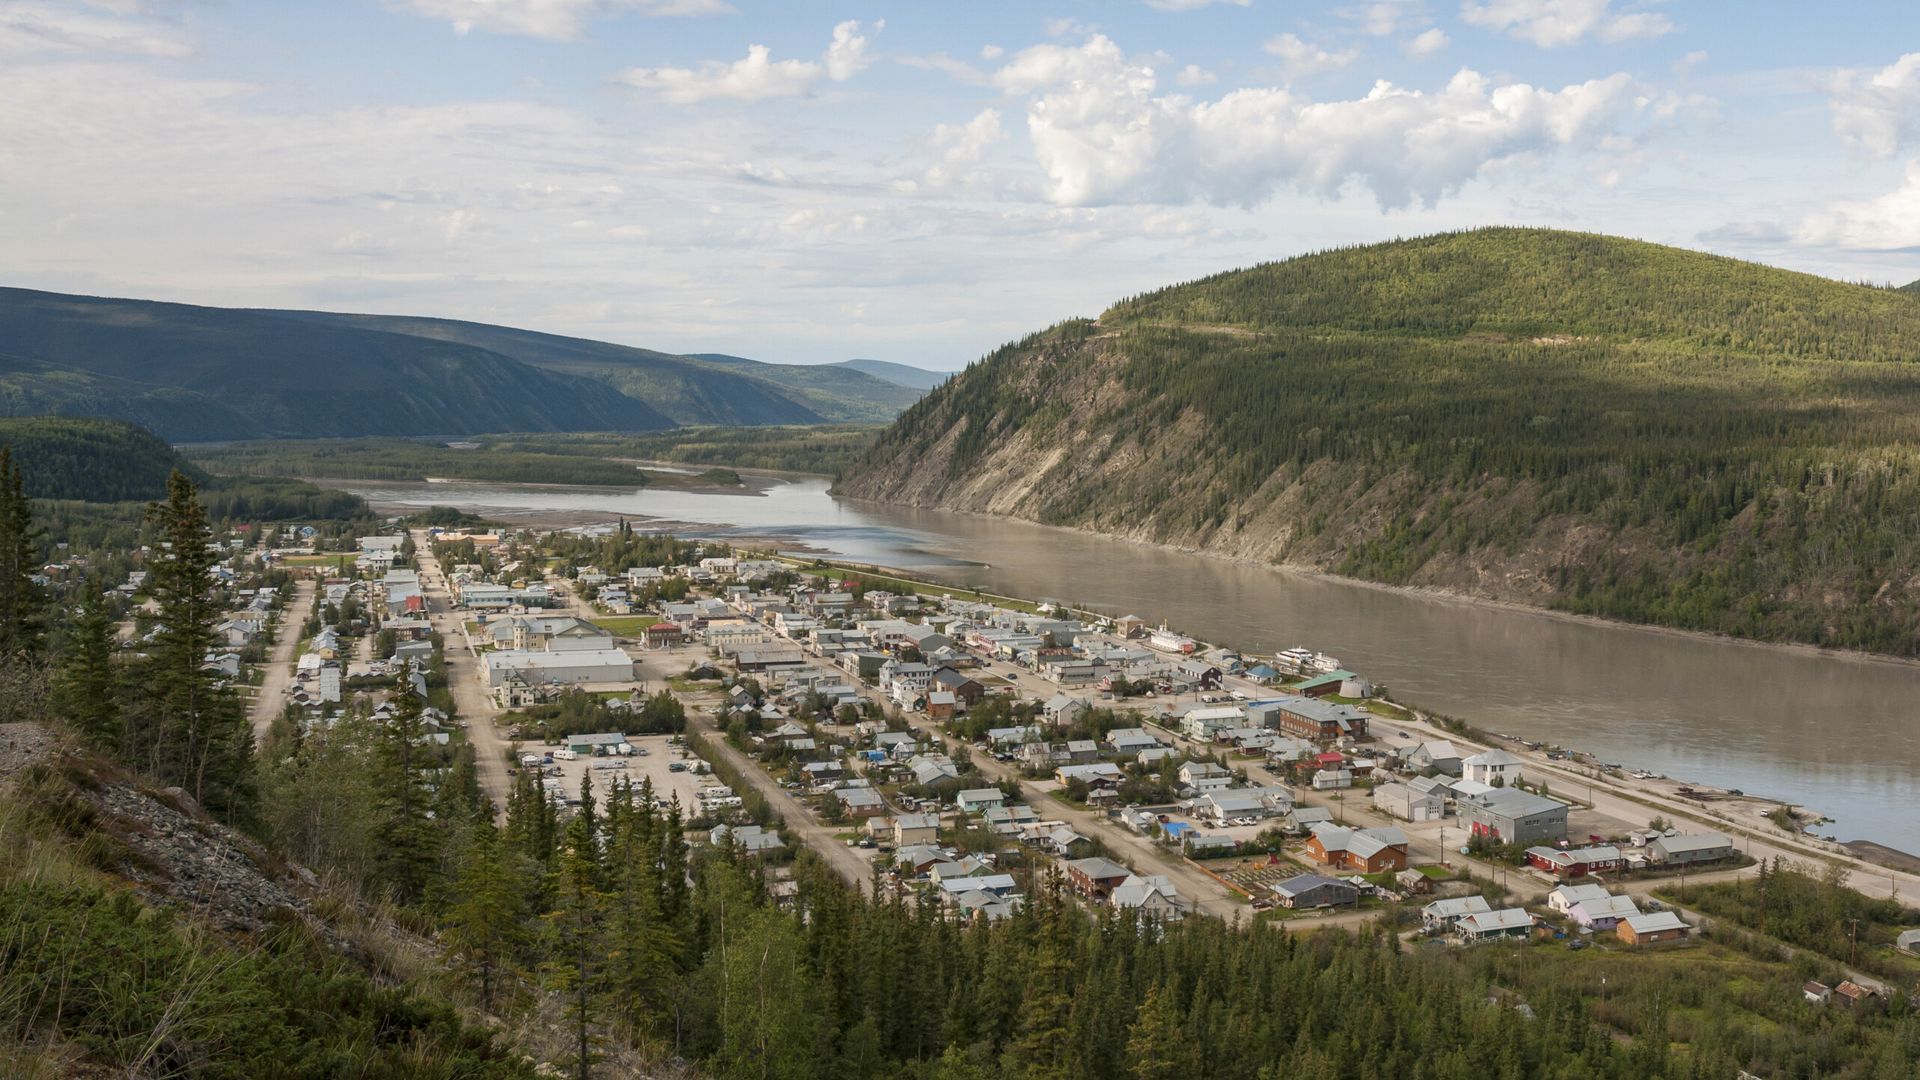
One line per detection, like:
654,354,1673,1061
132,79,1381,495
842,228,1920,655
0,288,672,439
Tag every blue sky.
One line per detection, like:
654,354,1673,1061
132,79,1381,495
3,1,1919,368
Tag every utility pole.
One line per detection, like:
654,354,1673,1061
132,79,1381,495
1849,918,1861,968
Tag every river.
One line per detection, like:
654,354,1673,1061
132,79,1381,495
347,476,1920,852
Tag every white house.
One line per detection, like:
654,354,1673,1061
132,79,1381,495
1461,749,1524,787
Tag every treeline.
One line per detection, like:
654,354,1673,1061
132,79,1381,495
850,229,1920,655
496,424,883,478
186,437,652,487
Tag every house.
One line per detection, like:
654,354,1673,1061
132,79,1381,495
1617,911,1691,946
908,754,961,786
1042,693,1089,725
1646,832,1735,867
1306,824,1411,873
1461,749,1524,787
1896,929,1920,955
1283,806,1334,833
1055,763,1124,786
893,813,941,846
1270,697,1370,742
1196,788,1291,825
1833,981,1879,1009
1395,868,1434,895
1422,896,1493,931
835,787,886,818
1409,739,1464,776
1271,873,1359,910
1106,727,1165,755
1372,781,1446,822
1525,845,1623,879
1546,883,1612,915
983,804,1039,835
1458,908,1537,943
931,667,985,707
1183,706,1247,742
1457,788,1570,846
1803,980,1833,1005
1311,768,1353,791
956,788,1007,814
1567,894,1641,931
1110,875,1186,920
1290,669,1356,697
710,824,785,854
643,623,685,648
1178,761,1234,792
1065,856,1133,900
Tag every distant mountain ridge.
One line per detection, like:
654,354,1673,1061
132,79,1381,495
831,358,952,390
842,227,1920,657
0,288,671,441
0,287,949,440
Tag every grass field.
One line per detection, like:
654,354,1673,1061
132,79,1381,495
593,615,662,636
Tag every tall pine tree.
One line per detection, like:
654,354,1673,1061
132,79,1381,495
135,470,253,819
0,445,44,658
374,669,438,905
53,577,120,752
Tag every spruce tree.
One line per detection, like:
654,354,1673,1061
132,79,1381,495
0,445,43,658
137,470,252,818
442,817,528,1011
545,811,608,1080
54,577,120,752
374,669,437,905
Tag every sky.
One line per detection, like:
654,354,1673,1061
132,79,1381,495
4,2,1920,368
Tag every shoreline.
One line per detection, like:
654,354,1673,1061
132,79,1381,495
831,493,1920,675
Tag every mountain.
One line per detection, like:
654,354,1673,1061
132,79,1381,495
277,313,932,425
1900,279,1920,295
0,415,203,501
685,352,923,421
830,357,952,390
270,312,827,426
0,288,672,440
841,227,1920,656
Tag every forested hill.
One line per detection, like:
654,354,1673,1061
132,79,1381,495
0,416,203,501
1900,278,1920,295
840,228,1920,655
0,288,672,441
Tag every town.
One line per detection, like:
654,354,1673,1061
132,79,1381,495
220,515,1918,1007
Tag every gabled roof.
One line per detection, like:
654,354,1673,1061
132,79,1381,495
1423,896,1493,919
1065,856,1130,881
1623,911,1690,935
1272,873,1351,899
1571,896,1640,921
1459,908,1535,934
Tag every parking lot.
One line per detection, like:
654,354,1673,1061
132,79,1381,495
524,733,714,809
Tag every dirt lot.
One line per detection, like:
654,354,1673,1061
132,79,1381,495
522,733,715,808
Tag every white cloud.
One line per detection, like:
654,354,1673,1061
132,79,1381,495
1798,160,1920,249
1175,63,1217,87
1262,33,1359,82
1460,0,1673,48
1342,2,1422,36
397,0,735,41
617,20,876,104
0,1,190,56
1142,0,1251,10
1830,52,1920,159
1406,28,1449,55
1800,54,1920,252
989,36,1639,209
824,18,879,81
980,44,1004,60
920,109,1006,190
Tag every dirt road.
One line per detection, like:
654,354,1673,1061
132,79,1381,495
685,711,875,896
411,531,514,819
248,578,314,744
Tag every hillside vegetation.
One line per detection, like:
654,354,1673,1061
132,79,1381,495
274,310,936,425
842,228,1920,655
